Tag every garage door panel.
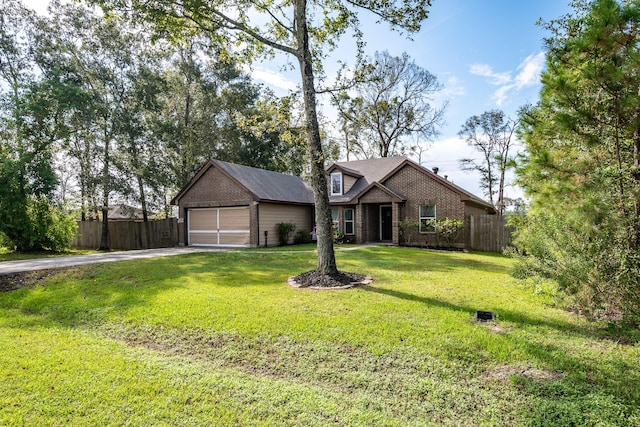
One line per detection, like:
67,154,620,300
219,233,250,246
189,210,216,231
219,208,249,230
188,207,250,247
189,233,219,245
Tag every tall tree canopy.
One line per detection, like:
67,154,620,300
458,109,517,215
0,0,77,251
515,0,640,324
332,51,446,159
0,0,309,251
155,37,306,190
96,0,434,277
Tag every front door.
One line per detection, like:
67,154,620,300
380,205,392,241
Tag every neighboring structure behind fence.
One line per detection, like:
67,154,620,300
73,219,178,250
466,215,513,253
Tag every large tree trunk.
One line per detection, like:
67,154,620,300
98,132,110,251
294,0,338,275
497,169,506,216
138,175,149,222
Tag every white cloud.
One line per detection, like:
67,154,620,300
469,51,546,106
244,66,298,91
469,64,511,85
442,76,465,97
493,85,512,106
514,52,545,88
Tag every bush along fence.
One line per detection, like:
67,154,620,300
72,218,178,250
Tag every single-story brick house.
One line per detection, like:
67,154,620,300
171,157,495,247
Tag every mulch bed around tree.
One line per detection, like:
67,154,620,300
288,270,373,290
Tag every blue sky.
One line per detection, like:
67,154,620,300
248,1,574,200
26,0,573,200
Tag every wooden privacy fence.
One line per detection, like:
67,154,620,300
72,218,178,250
466,215,514,253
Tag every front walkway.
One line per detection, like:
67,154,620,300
0,247,227,275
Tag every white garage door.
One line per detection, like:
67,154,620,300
188,207,250,247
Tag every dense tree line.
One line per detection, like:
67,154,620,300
93,0,435,278
0,0,305,250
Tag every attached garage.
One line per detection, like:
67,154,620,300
188,207,250,247
171,160,315,248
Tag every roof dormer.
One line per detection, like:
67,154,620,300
327,164,364,196
330,172,343,196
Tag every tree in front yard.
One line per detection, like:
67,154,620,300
94,0,434,282
515,0,640,324
0,0,77,251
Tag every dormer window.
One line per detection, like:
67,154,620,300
330,172,343,196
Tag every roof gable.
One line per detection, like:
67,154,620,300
326,164,363,178
359,182,406,202
327,156,495,212
332,156,407,183
214,160,313,204
171,160,314,205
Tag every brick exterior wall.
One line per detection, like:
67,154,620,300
176,165,254,246
175,161,492,248
341,164,480,245
359,186,393,203
355,204,365,244
383,164,469,245
384,164,465,222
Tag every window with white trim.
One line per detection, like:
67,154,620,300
344,208,354,235
419,205,436,233
330,172,343,196
331,208,340,230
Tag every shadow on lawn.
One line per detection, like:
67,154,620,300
0,251,312,330
361,285,607,341
353,246,513,275
361,284,640,420
0,253,220,328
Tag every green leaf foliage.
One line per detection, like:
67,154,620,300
276,222,297,246
515,0,640,325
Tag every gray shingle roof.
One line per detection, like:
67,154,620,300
327,156,495,211
213,160,314,204
334,156,406,182
328,157,407,203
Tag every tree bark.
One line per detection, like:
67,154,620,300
98,129,110,251
294,0,338,275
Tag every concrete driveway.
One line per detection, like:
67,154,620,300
0,247,227,275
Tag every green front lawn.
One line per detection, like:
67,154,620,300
0,247,638,426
